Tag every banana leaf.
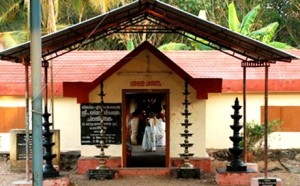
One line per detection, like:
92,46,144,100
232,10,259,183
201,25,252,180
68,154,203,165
249,22,279,43
228,2,240,32
239,5,260,35
126,38,135,51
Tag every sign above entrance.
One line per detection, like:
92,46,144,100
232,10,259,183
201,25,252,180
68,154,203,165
130,80,161,87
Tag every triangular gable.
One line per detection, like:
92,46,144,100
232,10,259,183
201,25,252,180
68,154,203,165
63,41,222,102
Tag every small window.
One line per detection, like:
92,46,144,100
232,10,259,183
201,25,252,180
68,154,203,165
0,107,25,132
261,106,300,132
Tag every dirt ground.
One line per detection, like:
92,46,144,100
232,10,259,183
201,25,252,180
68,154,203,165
1,156,300,186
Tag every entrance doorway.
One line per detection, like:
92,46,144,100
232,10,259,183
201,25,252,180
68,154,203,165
122,89,169,167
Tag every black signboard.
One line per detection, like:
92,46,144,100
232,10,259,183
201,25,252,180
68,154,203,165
81,103,122,145
258,178,277,186
16,133,32,160
88,169,115,180
177,168,201,179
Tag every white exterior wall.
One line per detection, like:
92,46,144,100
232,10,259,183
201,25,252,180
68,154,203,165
1,92,300,154
0,96,81,153
52,97,81,151
206,93,300,149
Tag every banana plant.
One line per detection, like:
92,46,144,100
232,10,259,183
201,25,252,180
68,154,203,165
228,2,293,49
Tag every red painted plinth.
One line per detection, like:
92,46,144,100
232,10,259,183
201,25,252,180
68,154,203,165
171,158,212,173
215,168,258,186
77,156,121,174
116,168,169,177
12,175,70,186
77,157,211,175
43,176,70,186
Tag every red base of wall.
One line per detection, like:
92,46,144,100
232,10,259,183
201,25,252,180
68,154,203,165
170,158,211,173
77,157,211,175
77,156,121,174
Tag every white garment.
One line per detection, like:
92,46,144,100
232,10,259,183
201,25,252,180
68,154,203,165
130,117,139,145
142,117,157,151
156,118,166,146
142,126,153,151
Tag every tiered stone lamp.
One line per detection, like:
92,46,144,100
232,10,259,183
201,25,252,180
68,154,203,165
42,61,59,178
226,97,247,172
42,106,59,177
95,82,110,169
175,80,200,179
215,98,258,186
87,81,115,180
179,80,194,169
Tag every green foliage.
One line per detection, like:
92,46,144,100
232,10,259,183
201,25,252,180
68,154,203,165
249,22,279,43
0,31,27,49
239,5,260,35
126,38,135,51
241,120,282,153
227,2,294,49
158,42,190,51
161,0,201,16
228,2,240,32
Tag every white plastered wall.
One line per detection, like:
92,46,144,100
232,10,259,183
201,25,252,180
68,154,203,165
0,95,81,153
52,97,81,151
206,93,300,149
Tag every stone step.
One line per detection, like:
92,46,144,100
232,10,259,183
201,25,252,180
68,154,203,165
115,167,170,177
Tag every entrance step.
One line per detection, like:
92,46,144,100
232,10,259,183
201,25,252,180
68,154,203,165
115,167,169,177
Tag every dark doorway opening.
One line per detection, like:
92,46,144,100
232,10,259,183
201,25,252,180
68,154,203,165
123,90,168,167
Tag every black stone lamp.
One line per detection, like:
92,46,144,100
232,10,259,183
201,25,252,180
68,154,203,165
226,97,247,172
42,61,59,178
43,106,59,177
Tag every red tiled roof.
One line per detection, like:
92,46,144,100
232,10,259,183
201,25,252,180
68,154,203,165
0,49,300,96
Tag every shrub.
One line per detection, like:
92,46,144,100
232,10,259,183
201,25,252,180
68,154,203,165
241,119,282,155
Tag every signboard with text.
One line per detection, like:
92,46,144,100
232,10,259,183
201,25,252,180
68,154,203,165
80,103,122,145
258,178,277,186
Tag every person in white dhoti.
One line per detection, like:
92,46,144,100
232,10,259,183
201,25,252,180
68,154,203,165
156,114,166,146
142,112,157,152
129,109,140,145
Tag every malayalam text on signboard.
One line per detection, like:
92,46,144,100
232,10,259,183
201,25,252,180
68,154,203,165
80,103,122,145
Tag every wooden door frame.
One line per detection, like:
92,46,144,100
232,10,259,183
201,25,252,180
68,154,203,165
121,89,170,168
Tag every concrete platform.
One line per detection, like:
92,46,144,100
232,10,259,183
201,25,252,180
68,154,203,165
12,175,70,186
215,168,259,186
251,177,282,186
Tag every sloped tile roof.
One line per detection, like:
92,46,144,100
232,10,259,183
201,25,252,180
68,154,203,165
0,49,300,96
0,0,297,63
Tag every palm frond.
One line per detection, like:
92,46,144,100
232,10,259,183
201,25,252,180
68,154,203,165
0,1,24,23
